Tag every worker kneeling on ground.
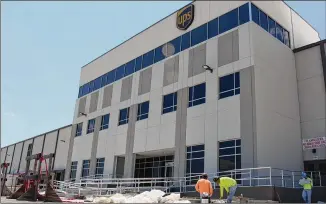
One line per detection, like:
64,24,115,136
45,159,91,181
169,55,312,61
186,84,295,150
195,173,213,203
299,172,313,204
213,176,237,203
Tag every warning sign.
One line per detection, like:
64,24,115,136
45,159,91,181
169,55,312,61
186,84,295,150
302,137,326,150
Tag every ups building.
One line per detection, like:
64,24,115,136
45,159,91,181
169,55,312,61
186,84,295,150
1,1,325,183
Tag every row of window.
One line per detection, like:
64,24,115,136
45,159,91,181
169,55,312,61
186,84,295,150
251,3,290,47
70,158,105,180
76,72,240,136
77,3,250,99
70,139,241,180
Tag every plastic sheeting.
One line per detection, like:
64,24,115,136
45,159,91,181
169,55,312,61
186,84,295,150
92,190,191,203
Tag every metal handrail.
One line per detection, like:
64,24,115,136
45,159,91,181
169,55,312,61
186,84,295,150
50,166,324,196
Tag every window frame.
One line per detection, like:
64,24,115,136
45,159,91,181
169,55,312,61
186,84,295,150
162,92,178,114
100,114,110,130
137,101,150,121
87,118,96,134
188,83,206,108
70,161,78,181
95,158,105,178
81,160,90,178
75,122,83,137
219,72,240,100
118,107,130,126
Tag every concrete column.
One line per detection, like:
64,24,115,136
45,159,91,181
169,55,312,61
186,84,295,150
64,124,77,180
123,104,137,178
174,88,188,178
240,66,257,169
89,116,102,175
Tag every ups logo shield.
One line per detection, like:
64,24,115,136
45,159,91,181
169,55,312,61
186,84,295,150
176,4,194,30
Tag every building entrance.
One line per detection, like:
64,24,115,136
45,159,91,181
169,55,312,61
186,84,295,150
304,160,326,186
134,155,174,178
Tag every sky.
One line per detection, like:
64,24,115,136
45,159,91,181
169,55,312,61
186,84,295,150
1,1,325,147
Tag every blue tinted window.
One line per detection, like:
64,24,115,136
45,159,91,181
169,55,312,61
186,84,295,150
220,74,234,92
219,140,235,148
78,87,82,98
268,17,276,37
83,84,90,95
135,56,142,72
115,65,125,81
208,17,219,39
107,71,115,84
89,81,95,92
118,107,129,126
142,50,154,68
191,24,208,46
239,3,249,25
100,114,110,130
283,29,290,47
162,92,177,114
94,77,102,90
219,8,238,34
137,101,149,121
219,72,240,99
87,119,96,134
276,23,284,43
125,60,135,76
251,3,260,25
188,83,206,107
75,123,83,137
168,37,181,55
192,144,204,152
181,32,191,51
101,73,108,87
259,10,268,31
154,45,166,63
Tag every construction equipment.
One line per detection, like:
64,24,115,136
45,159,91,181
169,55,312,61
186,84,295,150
1,162,12,196
8,152,61,202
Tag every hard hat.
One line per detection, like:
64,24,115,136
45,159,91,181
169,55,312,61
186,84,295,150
302,172,307,177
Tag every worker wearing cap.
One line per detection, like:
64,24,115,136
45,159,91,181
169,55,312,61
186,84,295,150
195,173,213,202
299,172,313,203
213,176,237,203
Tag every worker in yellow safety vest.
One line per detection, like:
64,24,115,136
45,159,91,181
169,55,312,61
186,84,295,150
213,176,237,203
299,172,313,204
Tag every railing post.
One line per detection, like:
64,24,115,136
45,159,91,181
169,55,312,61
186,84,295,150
281,170,284,187
319,172,321,186
292,172,295,188
179,180,182,193
269,167,272,186
249,169,252,186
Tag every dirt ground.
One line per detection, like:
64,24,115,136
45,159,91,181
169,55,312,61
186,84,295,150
1,197,43,203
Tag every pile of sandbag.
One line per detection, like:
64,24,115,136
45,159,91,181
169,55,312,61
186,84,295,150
91,190,191,203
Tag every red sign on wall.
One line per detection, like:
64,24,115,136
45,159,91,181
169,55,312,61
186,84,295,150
302,137,326,150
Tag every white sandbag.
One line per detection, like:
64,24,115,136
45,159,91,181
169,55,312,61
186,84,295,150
160,193,181,203
85,195,94,202
93,196,112,203
110,193,127,203
173,200,191,203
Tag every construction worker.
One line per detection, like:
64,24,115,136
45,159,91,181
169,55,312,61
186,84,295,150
299,172,313,203
195,173,213,203
213,176,237,203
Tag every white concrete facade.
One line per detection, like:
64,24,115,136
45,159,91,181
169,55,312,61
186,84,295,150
1,1,324,181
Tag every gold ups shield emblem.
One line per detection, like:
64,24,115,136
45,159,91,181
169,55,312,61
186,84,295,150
176,4,194,30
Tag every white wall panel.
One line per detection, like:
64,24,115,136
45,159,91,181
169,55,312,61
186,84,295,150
186,115,205,146
159,122,176,149
147,90,163,128
133,129,147,153
54,126,71,170
11,142,23,174
1,147,7,164
19,139,33,173
151,63,164,91
146,126,160,151
71,136,92,162
114,134,127,156
218,96,241,141
43,131,57,156
97,130,116,175
291,11,320,48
